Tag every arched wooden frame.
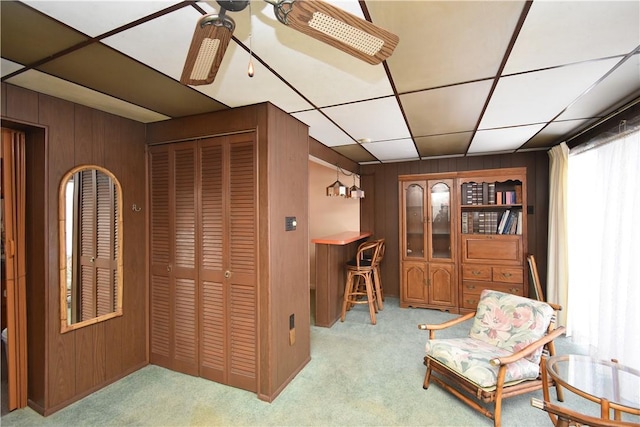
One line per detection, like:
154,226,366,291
58,165,123,333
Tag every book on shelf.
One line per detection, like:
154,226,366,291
461,212,469,233
516,211,523,235
488,183,496,204
514,184,523,204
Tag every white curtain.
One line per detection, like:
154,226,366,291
547,142,569,327
567,128,640,370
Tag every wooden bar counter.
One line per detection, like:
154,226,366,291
312,231,372,327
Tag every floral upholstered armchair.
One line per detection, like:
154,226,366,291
419,289,565,427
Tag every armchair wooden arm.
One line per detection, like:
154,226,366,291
490,327,566,366
418,311,476,339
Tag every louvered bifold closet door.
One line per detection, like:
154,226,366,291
199,132,257,392
149,143,199,376
76,170,118,321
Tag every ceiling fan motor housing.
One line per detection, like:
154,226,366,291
216,0,249,12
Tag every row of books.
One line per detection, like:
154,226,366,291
461,182,522,205
460,209,522,235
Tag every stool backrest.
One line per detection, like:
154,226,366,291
355,240,380,268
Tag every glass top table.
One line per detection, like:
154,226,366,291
546,354,640,420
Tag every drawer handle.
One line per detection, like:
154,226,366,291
466,299,477,304
510,288,520,293
472,270,482,276
465,285,476,290
502,272,512,278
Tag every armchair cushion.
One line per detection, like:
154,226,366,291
425,337,540,389
425,290,555,389
469,290,554,364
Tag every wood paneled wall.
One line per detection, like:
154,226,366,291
360,151,550,298
1,83,147,415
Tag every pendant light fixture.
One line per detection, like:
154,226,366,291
326,167,347,197
347,174,365,199
325,165,364,199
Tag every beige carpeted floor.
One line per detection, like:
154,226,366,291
1,296,638,426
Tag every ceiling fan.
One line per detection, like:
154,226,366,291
180,0,400,86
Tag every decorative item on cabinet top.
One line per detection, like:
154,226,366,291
58,165,123,333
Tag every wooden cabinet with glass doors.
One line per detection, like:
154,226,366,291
399,168,528,313
399,177,457,312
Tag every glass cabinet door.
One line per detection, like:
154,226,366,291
429,180,452,260
405,183,424,258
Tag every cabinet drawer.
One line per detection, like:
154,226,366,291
462,265,491,282
462,265,491,281
492,267,523,284
461,281,524,309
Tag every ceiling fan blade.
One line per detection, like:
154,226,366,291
180,12,236,86
271,0,399,65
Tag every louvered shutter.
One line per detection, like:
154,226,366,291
75,169,117,322
172,145,198,373
199,139,225,382
149,148,171,362
226,136,257,390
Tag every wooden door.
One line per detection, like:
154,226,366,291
149,143,198,376
1,128,28,410
401,262,428,306
427,262,456,307
199,133,257,392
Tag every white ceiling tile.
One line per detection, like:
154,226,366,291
1,58,24,78
362,138,418,163
558,54,640,121
292,110,354,147
480,58,620,129
368,1,526,92
504,1,640,74
23,1,179,37
6,69,169,123
321,97,410,143
401,80,493,136
469,123,546,154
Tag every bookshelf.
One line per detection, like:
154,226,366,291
399,167,528,313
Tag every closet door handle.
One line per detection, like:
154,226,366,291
224,270,231,279
90,257,95,263
167,265,172,272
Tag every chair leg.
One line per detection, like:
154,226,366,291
341,271,355,322
364,274,376,325
373,267,384,311
423,358,432,389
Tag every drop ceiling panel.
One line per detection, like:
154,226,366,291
6,69,170,123
469,123,546,154
504,1,640,74
400,80,493,136
332,143,378,163
415,133,473,158
102,7,203,82
37,43,226,118
1,59,24,78
523,119,591,150
195,42,314,112
363,138,417,163
23,0,180,37
480,58,620,129
0,1,89,65
292,110,354,147
321,97,410,143
557,54,640,122
368,1,526,92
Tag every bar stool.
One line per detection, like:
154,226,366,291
341,240,381,325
